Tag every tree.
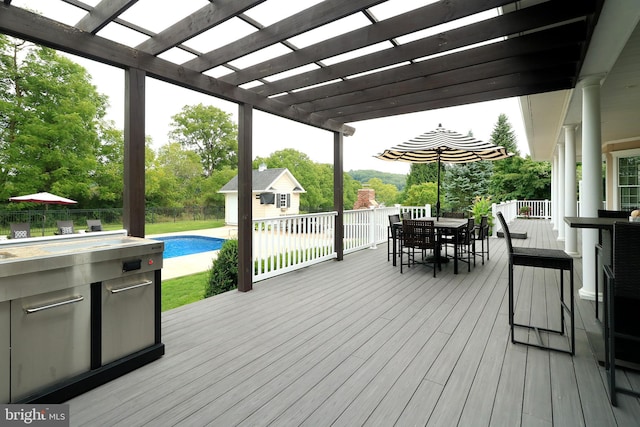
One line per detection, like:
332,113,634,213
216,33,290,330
366,177,399,206
403,182,439,207
145,142,204,207
0,36,112,207
489,113,551,201
169,104,238,177
442,161,493,212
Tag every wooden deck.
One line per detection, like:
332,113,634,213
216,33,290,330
67,219,640,426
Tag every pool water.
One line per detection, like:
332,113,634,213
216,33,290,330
154,235,226,259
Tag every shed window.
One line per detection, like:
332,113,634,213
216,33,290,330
277,193,291,208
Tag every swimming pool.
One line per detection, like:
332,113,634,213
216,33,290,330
154,235,226,259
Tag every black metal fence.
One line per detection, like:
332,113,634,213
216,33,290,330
0,206,225,237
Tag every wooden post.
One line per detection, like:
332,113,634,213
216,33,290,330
334,132,344,261
123,68,145,238
237,104,253,292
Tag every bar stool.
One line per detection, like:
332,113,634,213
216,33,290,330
497,212,575,355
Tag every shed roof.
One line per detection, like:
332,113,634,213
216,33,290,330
218,168,305,193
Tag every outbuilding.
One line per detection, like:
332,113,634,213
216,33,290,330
218,165,306,225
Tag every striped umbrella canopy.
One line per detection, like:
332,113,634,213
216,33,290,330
376,124,513,218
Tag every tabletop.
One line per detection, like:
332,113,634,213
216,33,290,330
564,216,627,230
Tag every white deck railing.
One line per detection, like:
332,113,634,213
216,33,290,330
252,201,549,281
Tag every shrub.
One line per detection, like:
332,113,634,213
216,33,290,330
469,196,494,230
204,239,238,298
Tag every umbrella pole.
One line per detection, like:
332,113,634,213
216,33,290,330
436,155,441,220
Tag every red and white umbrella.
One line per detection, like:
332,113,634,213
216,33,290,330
9,192,78,235
9,192,77,205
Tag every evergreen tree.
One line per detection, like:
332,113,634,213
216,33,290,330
489,113,551,201
443,161,493,212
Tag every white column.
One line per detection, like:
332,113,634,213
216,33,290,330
564,125,579,255
579,77,604,300
551,153,558,230
557,142,565,241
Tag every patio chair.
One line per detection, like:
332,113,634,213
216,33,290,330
10,222,31,239
440,217,476,272
497,212,575,355
401,211,411,220
387,213,401,262
86,219,103,232
400,219,441,277
55,220,74,235
603,221,640,406
474,215,490,265
594,209,630,320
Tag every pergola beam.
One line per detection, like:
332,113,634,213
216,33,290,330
75,0,138,34
250,0,596,97
184,0,387,72
136,0,266,56
0,5,354,136
221,0,514,86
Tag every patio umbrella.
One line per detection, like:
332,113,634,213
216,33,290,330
9,191,78,236
376,124,513,219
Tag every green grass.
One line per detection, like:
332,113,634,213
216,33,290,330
98,219,225,235
161,271,209,312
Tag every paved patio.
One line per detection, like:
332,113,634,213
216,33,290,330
68,219,640,426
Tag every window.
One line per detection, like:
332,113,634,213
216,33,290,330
277,193,291,208
618,156,640,210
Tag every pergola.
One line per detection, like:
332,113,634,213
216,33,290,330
0,0,604,291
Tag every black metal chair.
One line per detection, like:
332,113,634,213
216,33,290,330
400,219,440,277
474,215,490,264
441,217,475,272
497,212,575,355
387,213,400,262
603,221,640,406
594,209,630,320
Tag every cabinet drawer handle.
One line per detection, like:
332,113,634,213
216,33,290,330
25,295,84,314
110,280,153,294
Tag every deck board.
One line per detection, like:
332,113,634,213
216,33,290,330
66,219,640,427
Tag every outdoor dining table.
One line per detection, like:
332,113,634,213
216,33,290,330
392,217,467,274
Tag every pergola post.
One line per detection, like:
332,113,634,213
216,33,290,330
237,103,253,292
123,67,146,238
334,132,344,261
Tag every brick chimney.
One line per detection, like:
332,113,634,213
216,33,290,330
353,188,379,209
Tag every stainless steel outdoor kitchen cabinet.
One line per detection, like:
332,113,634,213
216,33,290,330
0,231,164,403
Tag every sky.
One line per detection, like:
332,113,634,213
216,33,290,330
13,0,530,176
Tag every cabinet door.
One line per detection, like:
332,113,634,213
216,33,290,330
102,273,155,364
0,301,9,403
11,285,91,402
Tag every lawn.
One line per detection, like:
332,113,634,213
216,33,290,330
161,271,209,312
100,219,225,235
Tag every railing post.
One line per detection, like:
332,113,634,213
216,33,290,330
369,207,377,249
491,203,498,237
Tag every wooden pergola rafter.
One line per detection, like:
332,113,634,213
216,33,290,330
0,0,603,291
